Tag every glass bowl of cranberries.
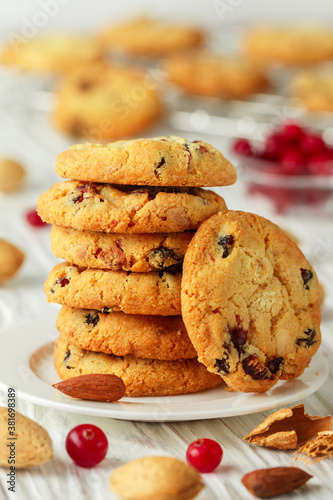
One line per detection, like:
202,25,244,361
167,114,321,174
233,123,333,214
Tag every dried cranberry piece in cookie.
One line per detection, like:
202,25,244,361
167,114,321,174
50,277,70,293
147,247,182,272
296,329,317,347
242,355,273,381
267,357,284,375
301,268,313,290
154,157,166,178
214,356,230,375
192,140,209,154
217,234,234,258
71,184,104,204
229,326,247,353
84,313,100,326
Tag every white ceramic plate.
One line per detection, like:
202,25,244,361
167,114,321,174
0,318,328,422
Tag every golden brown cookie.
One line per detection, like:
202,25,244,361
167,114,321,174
181,211,321,393
50,226,194,272
244,25,333,66
53,62,161,140
291,69,333,113
56,306,196,360
37,181,228,233
54,335,222,397
98,16,203,57
165,50,268,98
1,33,103,74
45,263,181,315
54,136,236,187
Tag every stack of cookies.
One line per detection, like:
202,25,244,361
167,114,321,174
37,136,237,397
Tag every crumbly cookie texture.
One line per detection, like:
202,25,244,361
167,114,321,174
0,407,53,468
0,158,25,192
53,62,161,141
54,136,236,187
181,211,321,393
291,69,333,113
244,25,333,66
54,335,222,397
0,239,25,284
1,33,103,74
165,51,268,99
45,263,181,316
56,306,196,360
98,16,204,56
50,226,194,273
37,181,227,233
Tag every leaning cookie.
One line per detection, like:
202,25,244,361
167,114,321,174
37,182,227,233
165,50,268,99
181,211,321,393
56,306,197,360
53,62,161,140
54,335,222,397
50,226,194,272
45,263,181,315
54,136,236,187
1,33,103,74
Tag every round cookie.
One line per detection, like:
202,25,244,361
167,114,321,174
54,136,237,187
98,16,203,57
181,211,321,393
50,226,194,272
53,62,161,141
56,306,197,360
44,263,181,315
1,33,103,74
244,25,333,66
54,335,222,397
37,181,228,233
165,51,268,99
291,69,333,113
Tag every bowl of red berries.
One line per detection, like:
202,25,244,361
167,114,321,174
233,123,333,214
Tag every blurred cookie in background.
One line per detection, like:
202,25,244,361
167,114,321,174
291,68,333,113
53,62,162,141
98,16,204,57
0,158,25,193
244,24,333,66
165,50,268,99
1,33,103,74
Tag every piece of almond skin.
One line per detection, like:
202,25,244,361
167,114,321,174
53,373,126,401
242,467,312,498
109,456,204,500
0,407,53,468
243,403,332,450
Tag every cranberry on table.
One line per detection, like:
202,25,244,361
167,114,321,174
26,209,47,227
66,424,108,468
280,123,304,142
232,138,252,156
280,149,305,175
186,438,223,473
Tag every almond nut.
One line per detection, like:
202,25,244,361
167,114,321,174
0,239,25,285
242,466,312,498
0,407,53,468
53,373,126,401
109,456,204,500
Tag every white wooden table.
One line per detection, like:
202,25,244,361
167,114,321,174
1,68,333,500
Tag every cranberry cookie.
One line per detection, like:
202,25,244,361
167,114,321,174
37,181,227,233
50,226,194,272
54,136,236,187
181,211,321,393
56,306,196,360
45,263,181,315
54,335,222,397
291,69,333,113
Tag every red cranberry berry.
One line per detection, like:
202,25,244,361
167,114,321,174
186,438,223,473
280,123,304,143
262,133,286,161
26,209,47,227
66,424,108,468
280,149,305,175
300,134,326,156
232,138,252,156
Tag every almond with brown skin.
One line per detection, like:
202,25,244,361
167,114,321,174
242,467,312,498
53,373,126,401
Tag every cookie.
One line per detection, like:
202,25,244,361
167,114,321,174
50,226,194,272
165,51,268,99
181,211,321,393
244,25,333,66
54,136,236,187
37,181,227,233
291,69,333,113
53,62,161,141
1,33,103,74
56,306,196,360
44,263,181,315
98,16,203,57
54,335,221,397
